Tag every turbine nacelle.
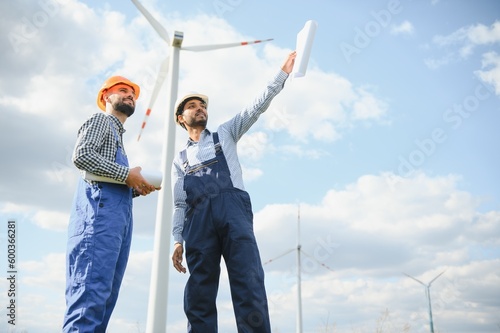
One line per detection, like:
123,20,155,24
172,31,183,48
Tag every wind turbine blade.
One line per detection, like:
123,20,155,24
137,56,170,141
301,250,335,272
263,248,295,265
131,0,170,44
428,269,446,287
181,38,273,52
404,273,426,286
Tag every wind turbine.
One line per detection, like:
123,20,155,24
296,205,304,333
264,205,334,333
130,1,273,332
404,270,446,333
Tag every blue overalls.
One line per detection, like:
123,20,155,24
181,132,271,333
63,118,133,333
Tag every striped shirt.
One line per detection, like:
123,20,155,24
72,112,129,182
171,69,289,243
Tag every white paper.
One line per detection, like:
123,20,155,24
291,20,318,78
83,170,163,188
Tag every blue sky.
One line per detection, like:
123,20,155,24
1,0,499,332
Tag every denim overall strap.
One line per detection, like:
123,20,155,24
182,132,234,212
108,118,129,168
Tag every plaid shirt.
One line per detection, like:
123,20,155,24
72,113,129,182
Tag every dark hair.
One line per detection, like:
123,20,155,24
176,97,205,117
176,97,206,129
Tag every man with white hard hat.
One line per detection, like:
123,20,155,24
171,51,296,332
63,76,160,332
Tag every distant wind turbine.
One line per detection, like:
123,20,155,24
264,205,335,333
404,270,446,333
130,1,273,332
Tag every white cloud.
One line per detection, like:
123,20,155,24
239,131,269,161
254,172,500,332
22,252,66,289
467,21,500,45
32,209,69,231
259,70,388,143
258,172,497,273
11,252,67,332
424,52,454,69
427,21,500,68
352,87,389,120
433,21,500,50
475,51,500,95
242,166,264,183
390,20,414,35
279,144,330,160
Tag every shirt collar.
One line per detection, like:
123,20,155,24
186,128,211,147
108,114,126,134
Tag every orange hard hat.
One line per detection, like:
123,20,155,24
96,76,141,111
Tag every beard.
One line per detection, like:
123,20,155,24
184,116,207,128
113,99,135,117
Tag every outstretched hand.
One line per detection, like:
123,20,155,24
281,51,297,74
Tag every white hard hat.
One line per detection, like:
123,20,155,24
174,92,209,127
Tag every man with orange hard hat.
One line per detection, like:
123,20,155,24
63,76,160,332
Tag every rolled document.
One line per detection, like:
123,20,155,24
291,20,318,78
83,170,163,188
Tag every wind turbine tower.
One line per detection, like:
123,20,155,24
264,205,334,333
404,270,446,333
296,205,303,333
